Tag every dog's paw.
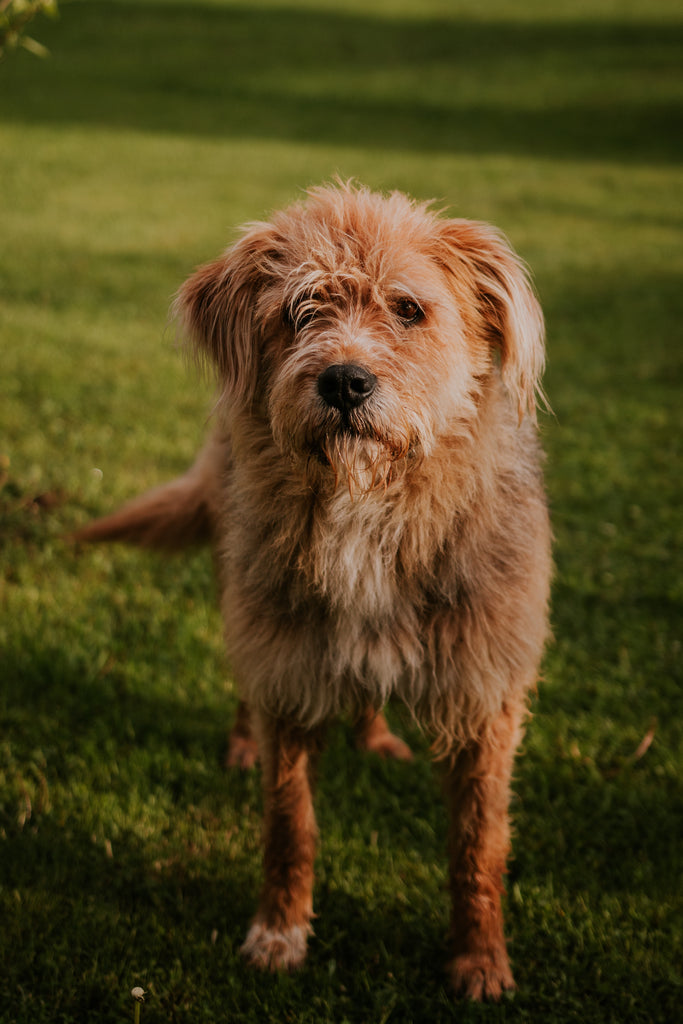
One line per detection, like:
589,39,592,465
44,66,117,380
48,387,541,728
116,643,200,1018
241,920,312,971
361,730,413,762
448,951,515,1002
226,734,259,770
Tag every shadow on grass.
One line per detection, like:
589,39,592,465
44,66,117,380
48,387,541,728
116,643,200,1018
2,555,680,1019
1,818,261,1019
2,1,682,164
0,624,450,1018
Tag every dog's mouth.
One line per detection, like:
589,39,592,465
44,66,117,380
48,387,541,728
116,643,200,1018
307,421,416,496
270,370,419,495
321,403,378,439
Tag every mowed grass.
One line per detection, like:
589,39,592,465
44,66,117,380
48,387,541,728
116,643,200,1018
1,1,682,1021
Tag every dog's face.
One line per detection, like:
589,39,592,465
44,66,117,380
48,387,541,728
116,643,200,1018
177,183,544,493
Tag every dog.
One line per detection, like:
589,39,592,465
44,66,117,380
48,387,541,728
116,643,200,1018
75,181,551,1000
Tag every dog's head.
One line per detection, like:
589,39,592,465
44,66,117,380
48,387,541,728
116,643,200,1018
176,182,544,493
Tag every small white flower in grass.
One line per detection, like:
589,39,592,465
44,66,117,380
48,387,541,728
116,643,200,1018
131,988,145,1024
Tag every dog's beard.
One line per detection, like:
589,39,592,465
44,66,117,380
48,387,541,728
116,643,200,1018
269,366,422,497
275,405,416,497
315,428,412,496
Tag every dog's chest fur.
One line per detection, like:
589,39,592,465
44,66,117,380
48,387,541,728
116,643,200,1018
224,434,453,709
218,400,548,737
304,487,419,618
226,426,460,624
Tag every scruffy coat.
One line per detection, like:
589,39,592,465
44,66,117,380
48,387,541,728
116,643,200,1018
77,183,551,1000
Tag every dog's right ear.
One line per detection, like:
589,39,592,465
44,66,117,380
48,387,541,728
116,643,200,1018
175,223,282,405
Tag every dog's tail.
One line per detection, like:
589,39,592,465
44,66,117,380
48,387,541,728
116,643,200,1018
72,440,221,551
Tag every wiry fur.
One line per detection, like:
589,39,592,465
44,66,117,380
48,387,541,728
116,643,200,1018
76,182,551,1001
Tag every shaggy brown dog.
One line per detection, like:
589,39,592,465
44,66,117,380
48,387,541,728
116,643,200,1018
76,182,551,1000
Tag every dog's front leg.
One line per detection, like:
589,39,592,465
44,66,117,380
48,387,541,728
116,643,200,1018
241,712,321,971
444,698,525,1001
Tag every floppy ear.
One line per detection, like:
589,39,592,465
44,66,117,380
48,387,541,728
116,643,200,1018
437,219,545,420
174,222,282,406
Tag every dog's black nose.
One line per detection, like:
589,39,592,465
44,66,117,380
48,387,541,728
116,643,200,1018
317,364,377,411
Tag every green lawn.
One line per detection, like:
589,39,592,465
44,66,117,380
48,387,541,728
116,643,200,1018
1,1,682,1021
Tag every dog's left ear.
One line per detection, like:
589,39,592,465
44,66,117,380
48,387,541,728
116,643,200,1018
436,220,545,420
175,223,282,406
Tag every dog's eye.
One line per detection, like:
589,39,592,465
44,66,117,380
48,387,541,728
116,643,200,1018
296,308,317,328
283,305,297,329
285,297,320,331
391,297,424,325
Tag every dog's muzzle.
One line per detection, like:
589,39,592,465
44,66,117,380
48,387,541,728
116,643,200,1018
317,363,377,412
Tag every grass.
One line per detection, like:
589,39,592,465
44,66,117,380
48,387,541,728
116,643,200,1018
1,0,681,1021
